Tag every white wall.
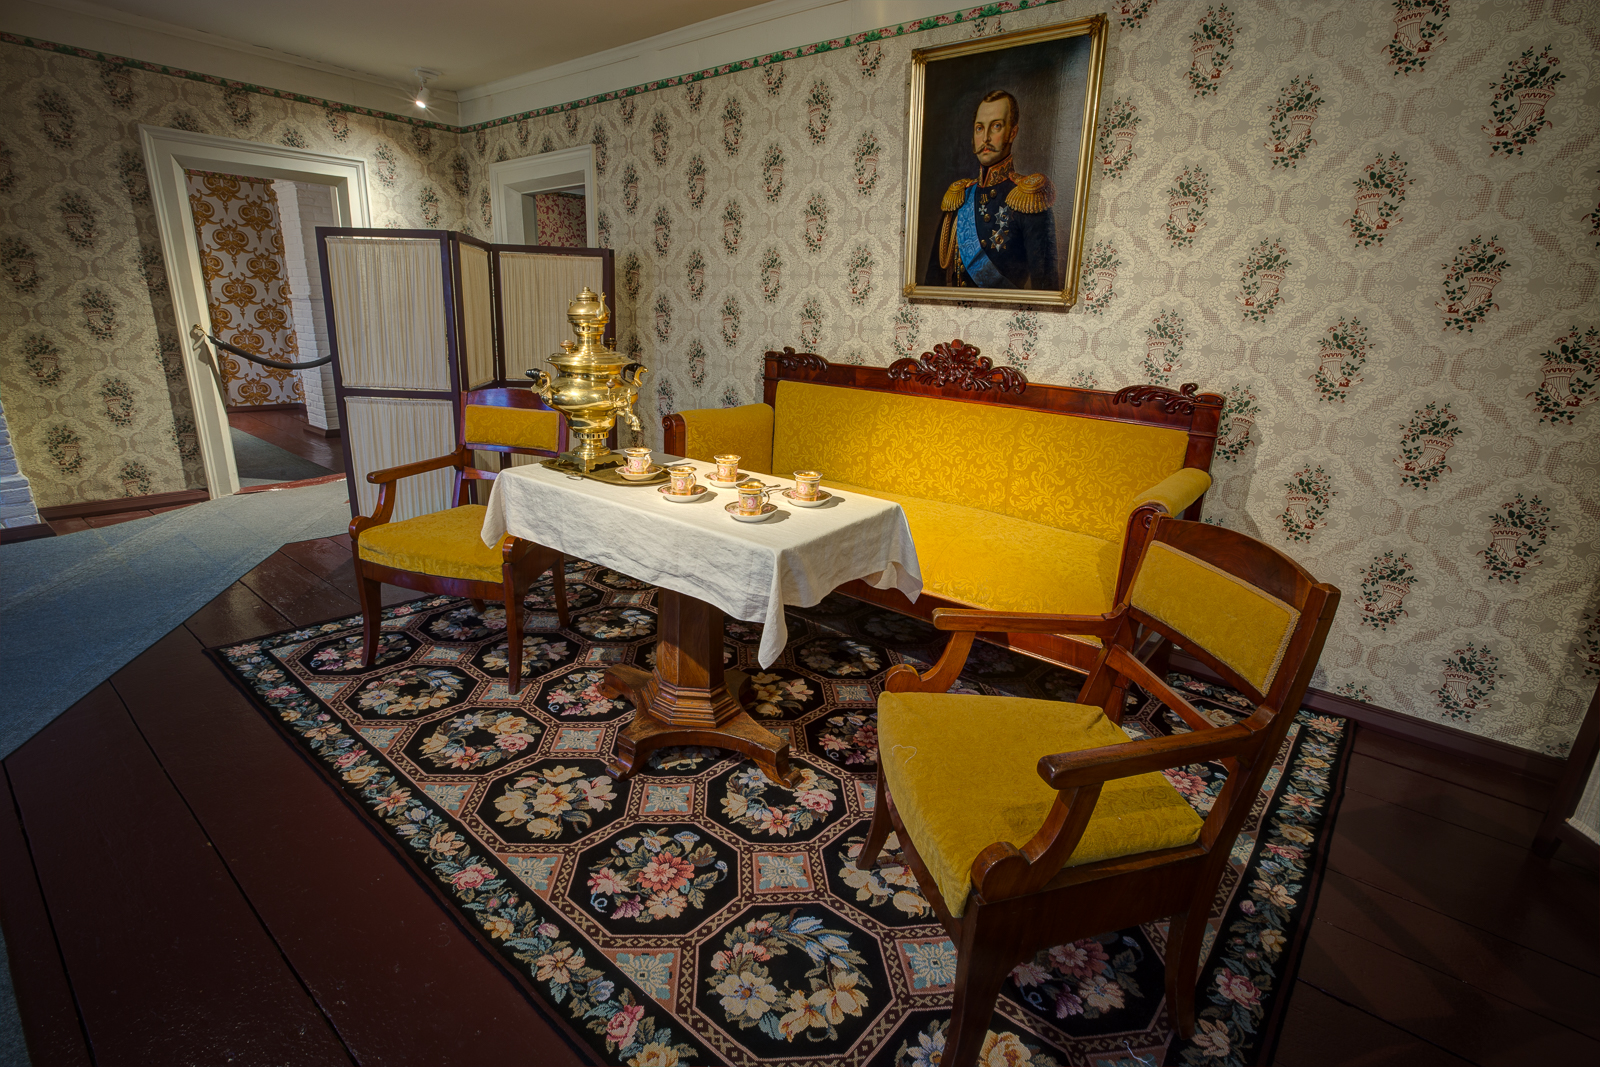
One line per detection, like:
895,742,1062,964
274,180,341,431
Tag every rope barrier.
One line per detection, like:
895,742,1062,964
189,324,335,370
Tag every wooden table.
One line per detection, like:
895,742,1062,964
478,456,921,788
602,589,797,785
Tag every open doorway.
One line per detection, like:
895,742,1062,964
141,125,371,498
487,144,597,246
182,169,341,488
521,186,588,247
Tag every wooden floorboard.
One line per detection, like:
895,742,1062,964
1297,920,1599,1065
3,540,1595,1067
4,684,353,1067
109,627,590,1066
1313,869,1600,1041
0,769,91,1067
1326,788,1598,974
1275,983,1477,1067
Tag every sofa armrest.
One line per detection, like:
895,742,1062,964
1130,467,1212,521
663,403,774,474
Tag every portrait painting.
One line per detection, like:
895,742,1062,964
902,15,1107,308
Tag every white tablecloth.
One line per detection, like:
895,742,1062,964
480,456,922,667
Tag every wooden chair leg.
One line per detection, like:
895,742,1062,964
469,598,486,613
504,583,524,696
944,907,1014,1067
551,554,570,628
856,772,892,870
1164,904,1207,1039
357,571,384,668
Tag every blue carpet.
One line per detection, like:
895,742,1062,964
0,479,352,760
0,479,352,1066
230,426,337,487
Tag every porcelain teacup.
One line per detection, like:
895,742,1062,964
667,465,698,496
623,447,653,475
793,470,823,502
736,479,772,514
714,454,741,484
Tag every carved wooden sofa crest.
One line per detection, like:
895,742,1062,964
663,341,1223,671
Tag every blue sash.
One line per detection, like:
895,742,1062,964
955,184,1006,287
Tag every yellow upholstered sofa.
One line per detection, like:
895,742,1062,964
663,345,1223,670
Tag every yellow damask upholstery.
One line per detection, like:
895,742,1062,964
878,691,1204,917
463,404,559,451
769,381,1190,544
680,403,774,475
1131,541,1300,694
828,480,1118,621
357,504,510,584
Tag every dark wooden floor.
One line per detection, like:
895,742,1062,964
44,408,340,536
1,539,1595,1066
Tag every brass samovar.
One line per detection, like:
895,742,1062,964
526,287,646,473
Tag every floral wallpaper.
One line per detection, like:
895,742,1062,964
454,0,1599,755
1,0,1596,753
0,37,468,507
185,170,303,406
532,191,587,247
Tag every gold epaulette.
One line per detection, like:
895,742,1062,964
941,179,977,212
1006,173,1055,214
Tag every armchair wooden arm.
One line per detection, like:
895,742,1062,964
1037,717,1264,789
885,608,1128,695
365,447,471,485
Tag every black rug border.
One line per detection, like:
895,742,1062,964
200,598,1358,1067
1252,712,1355,1067
202,605,604,1066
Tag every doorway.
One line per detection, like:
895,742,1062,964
487,144,597,246
141,125,371,498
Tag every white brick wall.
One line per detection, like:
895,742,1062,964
0,395,44,528
274,180,340,430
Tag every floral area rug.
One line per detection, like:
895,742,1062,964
211,559,1350,1067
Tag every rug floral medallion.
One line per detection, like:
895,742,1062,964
213,560,1350,1067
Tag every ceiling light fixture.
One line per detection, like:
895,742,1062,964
413,68,441,109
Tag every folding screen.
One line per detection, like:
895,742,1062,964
317,228,612,520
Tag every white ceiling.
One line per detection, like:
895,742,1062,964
41,0,775,91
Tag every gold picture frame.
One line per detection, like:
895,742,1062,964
901,14,1108,308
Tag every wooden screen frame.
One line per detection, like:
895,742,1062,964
318,228,614,517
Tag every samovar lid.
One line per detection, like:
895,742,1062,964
552,286,620,368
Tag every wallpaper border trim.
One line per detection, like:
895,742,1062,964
1,0,1072,135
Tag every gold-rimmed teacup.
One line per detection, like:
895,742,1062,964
793,470,823,502
714,454,741,484
623,447,653,475
736,479,772,515
667,465,698,496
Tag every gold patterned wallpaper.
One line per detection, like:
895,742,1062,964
1,0,1597,755
184,170,303,406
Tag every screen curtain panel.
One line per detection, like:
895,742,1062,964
185,170,305,407
317,229,612,518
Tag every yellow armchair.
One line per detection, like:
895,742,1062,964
349,387,569,694
856,516,1339,1067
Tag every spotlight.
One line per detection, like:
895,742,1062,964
413,68,441,110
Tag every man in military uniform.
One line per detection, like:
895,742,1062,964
928,89,1059,291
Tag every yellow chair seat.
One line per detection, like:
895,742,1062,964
878,691,1204,917
830,482,1120,619
357,504,510,584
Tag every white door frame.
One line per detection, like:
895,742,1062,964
140,124,371,498
487,145,597,246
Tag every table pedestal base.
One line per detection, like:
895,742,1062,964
602,590,799,787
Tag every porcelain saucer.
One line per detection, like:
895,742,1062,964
706,476,742,488
620,464,665,481
658,484,709,502
782,488,831,508
725,501,778,522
